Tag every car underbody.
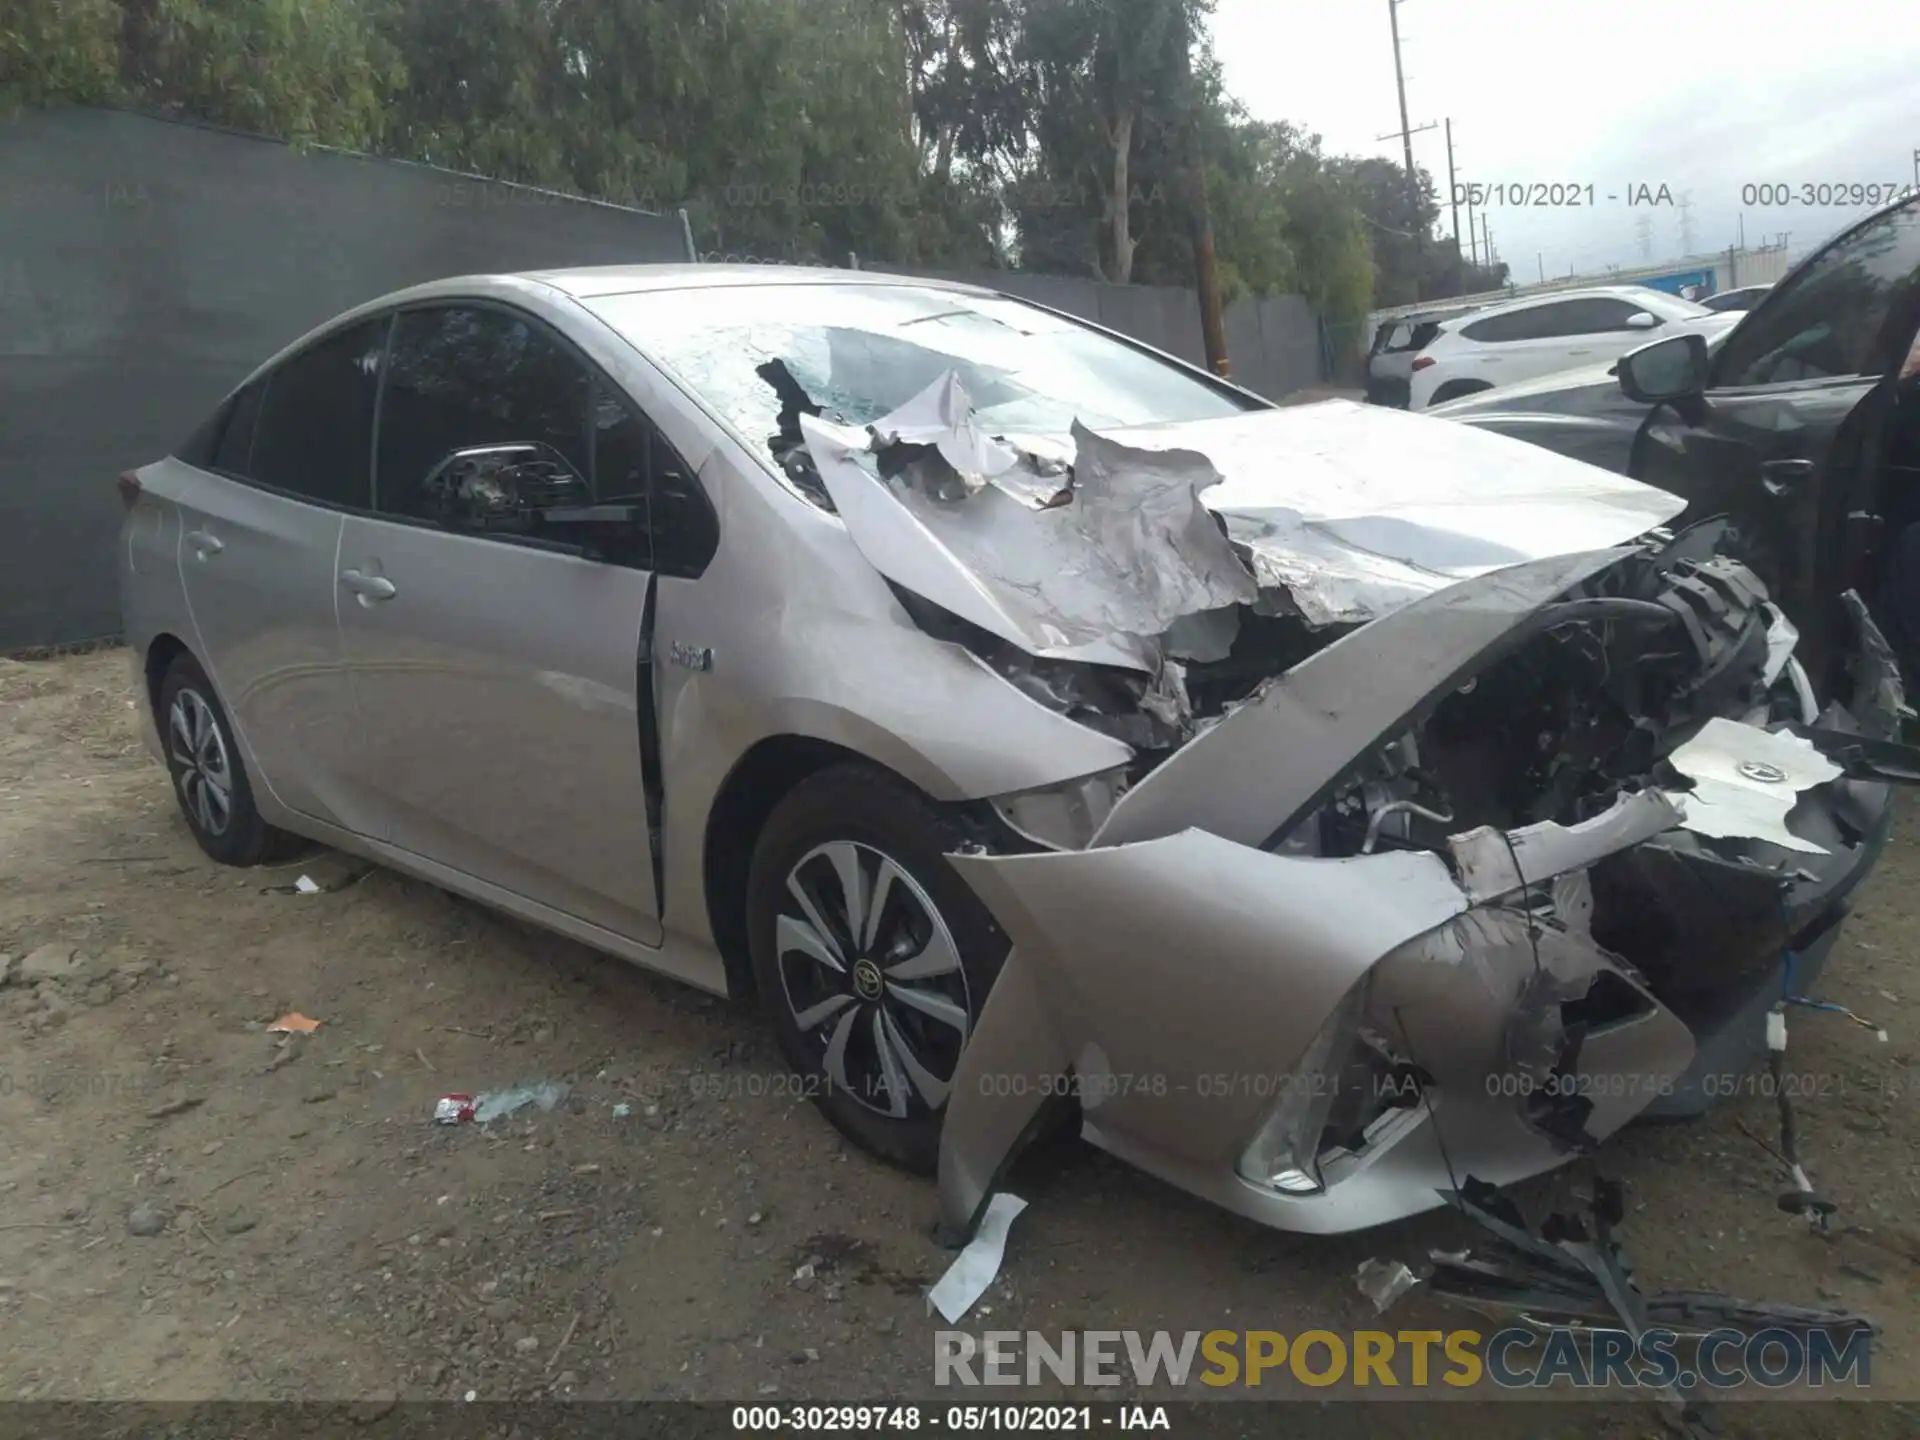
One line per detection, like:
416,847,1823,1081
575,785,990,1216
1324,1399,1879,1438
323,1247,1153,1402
779,374,1916,1255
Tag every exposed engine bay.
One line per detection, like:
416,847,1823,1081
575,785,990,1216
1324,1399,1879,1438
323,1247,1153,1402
789,367,1919,1259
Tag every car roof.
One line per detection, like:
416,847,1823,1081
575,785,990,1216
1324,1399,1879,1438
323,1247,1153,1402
1449,284,1678,324
519,263,996,300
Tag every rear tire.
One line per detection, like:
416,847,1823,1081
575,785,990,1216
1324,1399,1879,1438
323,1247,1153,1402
1430,379,1494,405
157,653,294,867
747,763,1009,1174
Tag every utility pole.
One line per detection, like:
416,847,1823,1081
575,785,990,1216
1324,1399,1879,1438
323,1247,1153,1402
1444,118,1462,260
1379,0,1437,296
1537,253,1545,284
1465,178,1479,268
1175,3,1229,377
1678,190,1696,255
1737,212,1745,250
1481,212,1494,268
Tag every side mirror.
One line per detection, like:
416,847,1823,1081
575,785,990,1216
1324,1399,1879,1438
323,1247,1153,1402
422,443,587,524
1625,311,1659,330
1618,332,1711,404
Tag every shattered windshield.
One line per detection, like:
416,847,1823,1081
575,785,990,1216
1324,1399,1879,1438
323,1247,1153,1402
587,282,1258,480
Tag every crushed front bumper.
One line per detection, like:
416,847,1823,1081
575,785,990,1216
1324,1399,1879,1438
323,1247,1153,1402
936,556,1910,1239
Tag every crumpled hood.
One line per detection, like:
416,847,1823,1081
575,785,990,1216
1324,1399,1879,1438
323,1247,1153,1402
1099,400,1685,626
803,382,1685,672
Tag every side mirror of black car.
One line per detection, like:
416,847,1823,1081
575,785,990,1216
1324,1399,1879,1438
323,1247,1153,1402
1618,332,1710,405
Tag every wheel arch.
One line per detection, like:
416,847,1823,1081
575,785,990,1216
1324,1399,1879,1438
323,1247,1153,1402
143,631,194,725
702,735,888,999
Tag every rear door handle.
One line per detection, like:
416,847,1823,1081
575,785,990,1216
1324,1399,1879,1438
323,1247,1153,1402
339,568,397,602
185,529,224,558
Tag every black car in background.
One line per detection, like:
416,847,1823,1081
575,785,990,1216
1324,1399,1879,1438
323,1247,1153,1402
1433,196,1920,677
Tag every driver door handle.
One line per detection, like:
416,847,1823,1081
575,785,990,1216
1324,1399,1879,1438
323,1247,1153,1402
340,568,397,602
185,529,223,557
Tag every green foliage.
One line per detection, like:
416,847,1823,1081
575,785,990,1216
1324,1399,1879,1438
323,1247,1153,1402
1,0,122,111
8,0,1428,318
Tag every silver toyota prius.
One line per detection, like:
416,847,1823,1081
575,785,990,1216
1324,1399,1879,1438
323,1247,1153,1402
118,265,1910,1244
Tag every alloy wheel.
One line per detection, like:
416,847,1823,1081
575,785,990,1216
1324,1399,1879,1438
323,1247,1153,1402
167,687,233,838
776,840,973,1119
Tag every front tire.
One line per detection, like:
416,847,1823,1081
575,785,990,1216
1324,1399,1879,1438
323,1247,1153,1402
747,763,1008,1174
157,653,291,867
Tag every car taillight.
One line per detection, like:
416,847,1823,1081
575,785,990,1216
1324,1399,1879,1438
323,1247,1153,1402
117,470,143,509
1410,355,1435,372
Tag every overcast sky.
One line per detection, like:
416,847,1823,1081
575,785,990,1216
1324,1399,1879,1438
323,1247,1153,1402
1212,0,1920,279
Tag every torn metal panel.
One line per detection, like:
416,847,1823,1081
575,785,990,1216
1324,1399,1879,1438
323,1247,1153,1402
803,404,1258,671
1447,789,1687,904
937,835,1471,1237
1665,717,1842,854
1371,905,1693,1151
865,371,1071,506
1089,548,1634,851
1108,402,1687,627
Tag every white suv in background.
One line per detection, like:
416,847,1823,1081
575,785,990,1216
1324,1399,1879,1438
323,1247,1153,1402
1406,285,1740,411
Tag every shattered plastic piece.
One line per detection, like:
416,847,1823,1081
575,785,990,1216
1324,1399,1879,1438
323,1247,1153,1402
267,1012,321,1034
611,1101,632,1119
434,1094,476,1125
1761,604,1799,688
1665,718,1842,854
472,1081,570,1123
928,1192,1027,1323
1355,1257,1419,1314
294,875,321,895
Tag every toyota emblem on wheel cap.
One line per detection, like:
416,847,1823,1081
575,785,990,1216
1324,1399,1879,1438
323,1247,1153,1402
1737,759,1789,784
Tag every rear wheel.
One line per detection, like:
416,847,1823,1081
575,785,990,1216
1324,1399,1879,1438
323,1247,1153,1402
1430,379,1494,405
157,653,293,866
747,763,1008,1173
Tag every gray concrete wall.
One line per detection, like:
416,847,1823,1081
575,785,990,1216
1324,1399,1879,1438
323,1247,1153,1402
1,106,692,651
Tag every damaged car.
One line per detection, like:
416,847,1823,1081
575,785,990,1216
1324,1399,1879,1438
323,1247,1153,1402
118,265,1916,1245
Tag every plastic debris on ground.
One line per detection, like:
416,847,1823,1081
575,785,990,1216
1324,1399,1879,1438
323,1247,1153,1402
472,1080,569,1123
294,875,321,894
1355,1257,1420,1314
928,1192,1027,1324
266,1012,322,1034
434,1094,476,1125
611,1101,632,1118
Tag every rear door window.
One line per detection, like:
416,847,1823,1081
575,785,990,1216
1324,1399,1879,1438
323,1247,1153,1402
247,319,386,508
1552,297,1655,334
1461,305,1563,343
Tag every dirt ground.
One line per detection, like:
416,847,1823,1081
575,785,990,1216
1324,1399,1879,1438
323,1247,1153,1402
4,648,1920,1431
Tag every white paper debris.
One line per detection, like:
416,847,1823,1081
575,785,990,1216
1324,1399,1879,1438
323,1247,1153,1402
294,875,321,895
1355,1257,1420,1314
928,1192,1027,1323
1666,717,1842,854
